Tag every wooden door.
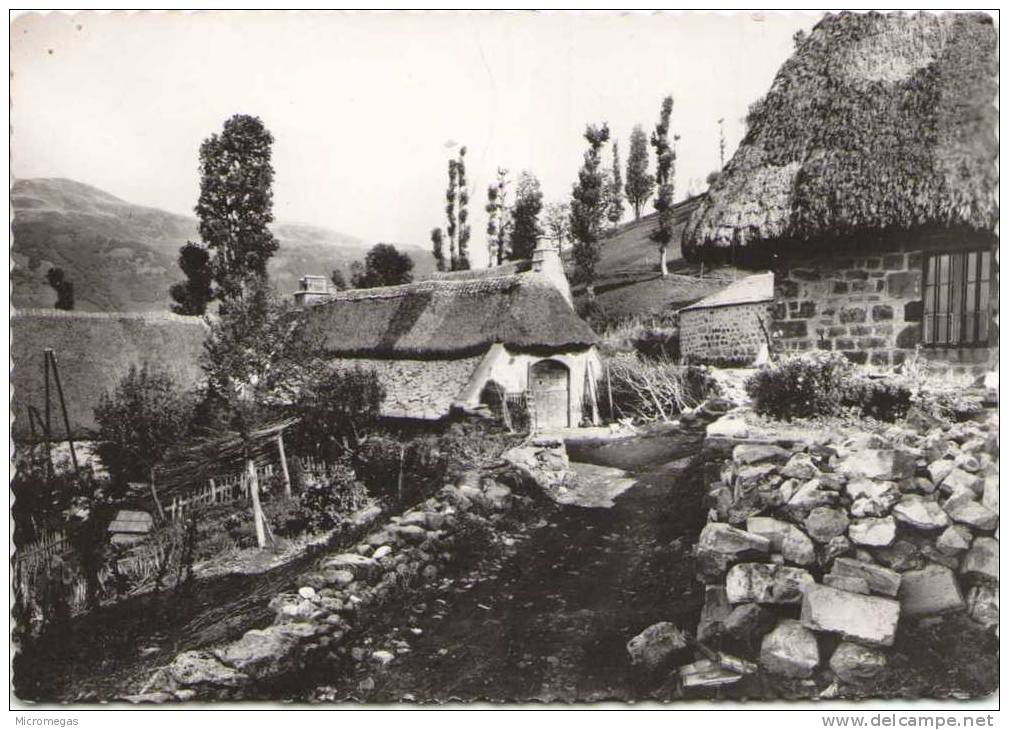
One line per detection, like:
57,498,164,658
530,360,570,430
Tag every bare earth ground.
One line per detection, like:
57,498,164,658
288,436,711,703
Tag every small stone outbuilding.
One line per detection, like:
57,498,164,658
300,242,602,430
679,272,774,366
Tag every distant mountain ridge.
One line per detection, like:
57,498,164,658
11,177,435,312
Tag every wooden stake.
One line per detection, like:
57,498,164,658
149,469,166,523
275,434,292,498
605,363,615,422
247,459,267,549
46,350,80,479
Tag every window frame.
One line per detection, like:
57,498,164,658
921,246,994,349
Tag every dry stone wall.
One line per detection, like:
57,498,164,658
132,471,520,701
693,413,999,691
680,302,773,366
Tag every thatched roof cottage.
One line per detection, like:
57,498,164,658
683,11,997,376
300,241,602,429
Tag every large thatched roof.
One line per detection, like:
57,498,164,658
683,12,997,257
301,270,597,359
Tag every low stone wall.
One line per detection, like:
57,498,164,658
132,472,520,701
691,412,998,691
680,302,773,366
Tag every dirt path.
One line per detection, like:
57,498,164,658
300,432,708,703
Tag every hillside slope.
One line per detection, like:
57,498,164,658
571,194,744,323
11,178,435,312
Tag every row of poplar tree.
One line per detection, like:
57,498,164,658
429,94,699,297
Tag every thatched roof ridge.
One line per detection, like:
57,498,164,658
427,260,528,280
683,11,997,255
302,270,597,358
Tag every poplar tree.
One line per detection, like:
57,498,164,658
435,146,470,271
607,140,625,229
624,125,654,220
569,123,611,299
456,147,471,270
508,171,543,262
485,168,510,266
649,96,678,278
194,114,279,304
430,228,446,272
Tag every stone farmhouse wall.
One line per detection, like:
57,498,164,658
330,356,483,421
770,238,997,377
680,302,773,366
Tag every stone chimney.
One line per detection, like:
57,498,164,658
293,275,334,308
530,238,572,307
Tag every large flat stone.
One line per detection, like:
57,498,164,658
781,452,821,480
169,651,249,688
745,516,803,551
893,494,951,530
760,619,819,679
831,557,901,597
898,564,965,617
214,622,319,680
942,467,983,496
698,522,771,556
805,507,850,543
725,563,814,605
943,491,999,530
733,443,791,466
935,525,973,555
836,450,916,481
848,517,897,547
801,585,900,647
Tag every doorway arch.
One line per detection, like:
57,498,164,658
529,359,570,429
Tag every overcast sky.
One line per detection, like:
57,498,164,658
12,11,820,266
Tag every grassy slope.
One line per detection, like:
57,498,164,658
12,178,436,312
570,195,744,324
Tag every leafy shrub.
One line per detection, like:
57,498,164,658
841,377,913,422
94,364,195,484
355,420,519,508
746,352,854,421
296,459,371,533
631,327,680,362
606,353,720,421
288,365,385,461
913,388,984,423
355,434,446,507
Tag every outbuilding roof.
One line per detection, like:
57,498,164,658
679,272,774,312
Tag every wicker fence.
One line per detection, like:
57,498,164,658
162,463,276,522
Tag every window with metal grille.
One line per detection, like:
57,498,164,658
922,249,993,346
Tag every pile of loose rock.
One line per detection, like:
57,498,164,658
132,471,519,702
684,413,998,691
